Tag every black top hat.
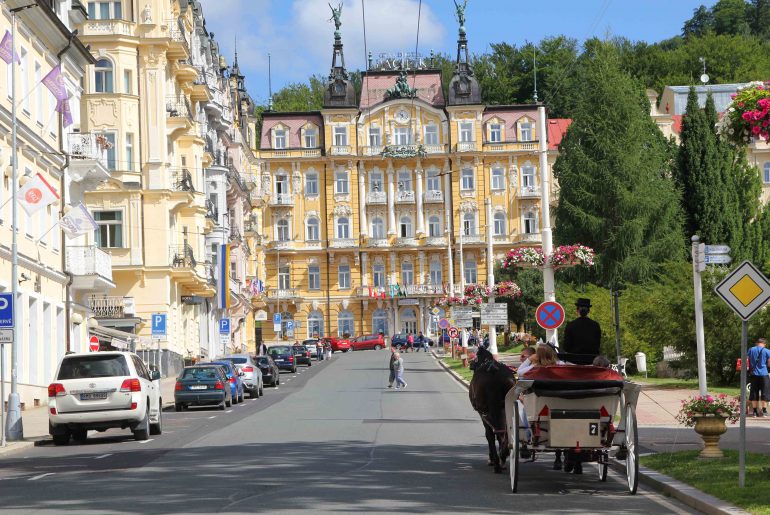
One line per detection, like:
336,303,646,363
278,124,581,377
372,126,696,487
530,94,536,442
576,298,592,308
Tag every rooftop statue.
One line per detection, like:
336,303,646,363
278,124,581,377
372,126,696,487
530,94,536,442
385,71,417,101
329,2,343,32
454,0,467,30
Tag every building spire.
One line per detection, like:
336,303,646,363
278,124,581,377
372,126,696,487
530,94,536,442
323,2,355,108
448,0,480,105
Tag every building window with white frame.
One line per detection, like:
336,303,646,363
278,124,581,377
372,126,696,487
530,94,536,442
520,120,533,141
764,163,770,183
429,259,442,285
88,1,123,19
397,169,412,191
335,170,349,194
123,70,132,94
424,124,438,145
399,216,412,238
304,127,317,148
459,122,473,142
305,171,319,195
491,166,505,190
274,128,287,149
461,168,474,191
105,133,117,170
371,217,385,239
489,123,502,142
462,212,476,236
94,211,123,248
369,127,381,147
275,173,289,195
336,217,350,239
308,310,323,337
401,261,414,285
373,263,386,287
125,134,134,171
338,310,354,337
464,257,477,284
369,170,383,192
524,211,538,234
276,219,290,241
521,164,536,188
34,62,42,124
338,262,350,289
493,212,506,236
94,58,114,93
394,127,411,145
426,168,440,191
306,217,320,241
308,264,320,290
333,126,347,146
278,264,291,289
372,309,388,336
428,215,441,237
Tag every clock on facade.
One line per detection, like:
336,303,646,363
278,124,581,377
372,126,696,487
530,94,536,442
394,109,410,124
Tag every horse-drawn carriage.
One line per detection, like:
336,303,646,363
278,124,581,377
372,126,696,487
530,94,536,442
503,362,641,494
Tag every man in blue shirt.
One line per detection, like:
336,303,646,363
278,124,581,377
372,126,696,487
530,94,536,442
747,338,770,417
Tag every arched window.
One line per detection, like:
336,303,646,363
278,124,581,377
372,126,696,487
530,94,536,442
398,169,412,191
401,261,414,285
493,212,506,236
461,168,475,190
464,257,477,284
491,166,505,190
521,163,536,188
338,310,354,337
524,211,538,234
336,217,350,239
276,219,290,241
308,310,324,338
338,261,350,289
765,162,770,184
426,168,441,191
372,309,389,336
462,212,476,236
428,215,441,237
429,259,442,285
371,217,385,239
399,216,412,237
372,262,386,287
306,217,320,241
95,59,114,93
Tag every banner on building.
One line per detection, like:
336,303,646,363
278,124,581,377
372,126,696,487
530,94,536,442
0,31,20,65
217,244,230,310
42,65,68,101
17,173,59,215
59,202,98,238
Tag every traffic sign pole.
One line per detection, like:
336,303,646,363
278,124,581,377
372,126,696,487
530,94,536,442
739,320,747,488
692,236,708,396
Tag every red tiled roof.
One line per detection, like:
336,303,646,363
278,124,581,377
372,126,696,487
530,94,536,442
547,118,572,150
260,113,324,150
481,109,536,134
359,72,445,109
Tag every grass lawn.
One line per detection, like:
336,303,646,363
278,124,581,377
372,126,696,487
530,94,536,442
442,357,473,382
642,450,770,515
630,375,741,397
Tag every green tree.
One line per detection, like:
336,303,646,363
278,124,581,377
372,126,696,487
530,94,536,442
683,6,715,37
713,0,751,35
553,40,685,289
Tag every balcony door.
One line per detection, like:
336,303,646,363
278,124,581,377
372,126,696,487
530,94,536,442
275,173,289,196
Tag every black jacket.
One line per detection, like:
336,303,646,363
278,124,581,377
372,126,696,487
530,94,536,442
562,316,602,356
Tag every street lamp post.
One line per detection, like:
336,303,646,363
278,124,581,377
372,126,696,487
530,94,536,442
537,104,557,344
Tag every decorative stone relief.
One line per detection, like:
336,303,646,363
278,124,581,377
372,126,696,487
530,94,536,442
342,299,349,309
333,204,352,217
141,4,153,24
261,174,271,193
460,200,478,213
89,100,119,128
292,171,301,193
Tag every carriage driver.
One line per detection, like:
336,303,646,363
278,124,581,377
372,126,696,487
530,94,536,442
562,298,602,358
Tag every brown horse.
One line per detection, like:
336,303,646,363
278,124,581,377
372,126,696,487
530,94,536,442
469,347,516,473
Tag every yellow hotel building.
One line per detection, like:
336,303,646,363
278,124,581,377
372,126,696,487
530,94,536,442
254,21,553,343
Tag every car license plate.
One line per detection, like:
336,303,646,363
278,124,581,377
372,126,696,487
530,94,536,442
189,385,207,390
80,392,108,401
274,358,283,362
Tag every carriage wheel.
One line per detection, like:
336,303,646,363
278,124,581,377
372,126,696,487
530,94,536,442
625,403,639,494
510,405,520,493
598,451,608,482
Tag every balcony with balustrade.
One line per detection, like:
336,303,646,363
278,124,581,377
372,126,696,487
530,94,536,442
66,246,115,292
330,238,357,248
460,233,485,244
266,288,299,300
269,193,294,206
423,144,447,154
88,295,136,319
330,145,352,156
169,244,215,295
367,237,390,248
165,19,190,58
361,145,383,156
395,190,415,204
395,237,418,247
261,147,323,159
455,141,478,153
170,168,195,193
483,140,539,152
424,236,447,247
67,132,110,182
515,232,542,244
166,96,194,137
174,59,199,83
366,191,387,205
423,190,444,203
517,185,542,199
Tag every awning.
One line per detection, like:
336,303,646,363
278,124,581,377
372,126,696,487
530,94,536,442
90,326,139,350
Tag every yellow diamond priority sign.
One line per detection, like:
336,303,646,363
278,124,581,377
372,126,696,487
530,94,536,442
715,261,770,321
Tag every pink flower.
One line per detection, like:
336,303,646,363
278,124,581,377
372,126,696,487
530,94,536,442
753,125,762,135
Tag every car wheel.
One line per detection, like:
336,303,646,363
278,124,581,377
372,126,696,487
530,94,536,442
52,432,70,446
133,407,150,441
252,387,259,398
219,399,226,410
276,376,280,386
225,396,232,408
259,383,264,396
239,392,244,403
72,428,87,443
175,403,183,412
374,344,382,350
292,367,297,373
150,405,163,436
309,361,312,367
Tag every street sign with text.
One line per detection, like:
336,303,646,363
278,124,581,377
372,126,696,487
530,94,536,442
0,293,13,329
481,303,508,326
705,245,730,255
451,306,474,328
705,254,732,265
0,329,12,344
219,318,231,335
151,314,166,337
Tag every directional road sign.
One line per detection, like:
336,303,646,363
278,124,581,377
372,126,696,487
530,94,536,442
219,318,231,335
481,302,507,326
0,292,13,328
451,306,474,328
151,314,167,337
715,261,770,321
705,254,732,265
536,301,566,330
705,245,730,255
438,318,450,330
89,335,100,352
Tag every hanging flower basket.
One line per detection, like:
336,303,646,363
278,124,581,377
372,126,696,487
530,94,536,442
717,80,770,146
501,247,545,269
495,281,522,299
550,244,595,270
464,283,492,299
435,296,472,307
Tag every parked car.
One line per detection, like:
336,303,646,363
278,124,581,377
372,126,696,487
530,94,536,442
200,361,244,404
48,351,163,445
256,355,280,386
268,345,296,372
303,339,320,358
319,336,350,353
174,365,232,411
292,344,312,366
217,354,264,398
349,334,385,351
390,334,411,350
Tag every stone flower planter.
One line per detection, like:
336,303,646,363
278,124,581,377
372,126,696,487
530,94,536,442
693,415,727,459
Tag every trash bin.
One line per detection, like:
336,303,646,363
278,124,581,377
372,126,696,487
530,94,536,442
635,352,647,374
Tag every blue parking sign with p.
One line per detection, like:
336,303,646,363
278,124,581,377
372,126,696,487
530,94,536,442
151,314,166,337
219,318,230,335
0,293,14,328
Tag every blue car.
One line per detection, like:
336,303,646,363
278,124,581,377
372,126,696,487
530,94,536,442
200,361,245,404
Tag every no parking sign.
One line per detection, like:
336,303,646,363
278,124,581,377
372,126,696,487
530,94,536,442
535,301,565,330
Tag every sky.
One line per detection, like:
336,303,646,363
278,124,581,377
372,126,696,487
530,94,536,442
199,0,718,105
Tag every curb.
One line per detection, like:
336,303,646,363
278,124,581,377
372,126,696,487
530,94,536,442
433,353,746,514
607,455,748,514
0,439,37,457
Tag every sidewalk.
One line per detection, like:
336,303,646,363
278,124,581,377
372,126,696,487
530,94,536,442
0,377,177,456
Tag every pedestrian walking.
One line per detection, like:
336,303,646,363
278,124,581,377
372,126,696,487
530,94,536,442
316,340,324,361
407,333,414,353
324,341,332,360
257,342,268,356
387,346,397,388
748,337,770,417
393,352,407,389
416,331,426,352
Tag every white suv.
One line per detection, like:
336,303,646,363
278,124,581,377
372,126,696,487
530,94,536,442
48,351,163,445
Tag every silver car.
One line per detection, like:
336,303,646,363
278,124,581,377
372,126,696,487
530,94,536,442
217,354,264,398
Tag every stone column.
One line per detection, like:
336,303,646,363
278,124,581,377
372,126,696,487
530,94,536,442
358,163,368,237
418,251,426,285
387,162,396,235
390,252,397,284
361,252,369,287
415,164,425,235
393,301,400,335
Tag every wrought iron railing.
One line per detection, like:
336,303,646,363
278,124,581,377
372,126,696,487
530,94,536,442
171,168,195,192
169,243,196,268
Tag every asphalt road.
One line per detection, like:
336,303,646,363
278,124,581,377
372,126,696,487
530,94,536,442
0,350,698,514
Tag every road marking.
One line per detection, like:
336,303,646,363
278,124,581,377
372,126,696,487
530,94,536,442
225,410,233,413
94,454,112,460
208,416,217,419
29,473,55,481
138,439,154,444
